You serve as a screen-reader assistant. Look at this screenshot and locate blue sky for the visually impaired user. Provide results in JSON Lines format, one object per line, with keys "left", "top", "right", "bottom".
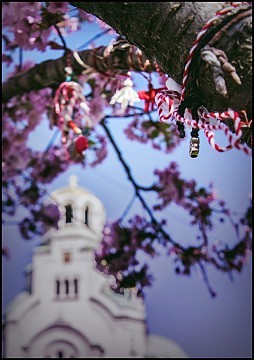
{"left": 2, "top": 10, "right": 252, "bottom": 358}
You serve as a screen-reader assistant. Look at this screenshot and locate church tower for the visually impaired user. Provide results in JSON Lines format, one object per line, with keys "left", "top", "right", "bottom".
{"left": 3, "top": 176, "right": 188, "bottom": 358}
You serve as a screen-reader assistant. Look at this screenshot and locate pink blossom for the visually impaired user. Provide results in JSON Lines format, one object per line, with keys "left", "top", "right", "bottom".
{"left": 95, "top": 18, "right": 117, "bottom": 34}
{"left": 77, "top": 9, "right": 95, "bottom": 23}
{"left": 88, "top": 91, "right": 109, "bottom": 127}
{"left": 56, "top": 15, "right": 80, "bottom": 35}
{"left": 47, "top": 2, "right": 70, "bottom": 14}
{"left": 30, "top": 146, "right": 70, "bottom": 183}
{"left": 2, "top": 2, "right": 42, "bottom": 27}
{"left": 89, "top": 134, "right": 108, "bottom": 167}
{"left": 2, "top": 2, "right": 50, "bottom": 52}
{"left": 18, "top": 203, "right": 59, "bottom": 240}
{"left": 40, "top": 203, "right": 60, "bottom": 229}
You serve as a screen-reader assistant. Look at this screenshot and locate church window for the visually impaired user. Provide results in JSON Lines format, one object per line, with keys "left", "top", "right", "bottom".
{"left": 65, "top": 204, "right": 73, "bottom": 223}
{"left": 84, "top": 206, "right": 89, "bottom": 226}
{"left": 65, "top": 279, "right": 69, "bottom": 295}
{"left": 63, "top": 251, "right": 71, "bottom": 263}
{"left": 55, "top": 278, "right": 79, "bottom": 300}
{"left": 56, "top": 280, "right": 60, "bottom": 296}
{"left": 74, "top": 278, "right": 78, "bottom": 296}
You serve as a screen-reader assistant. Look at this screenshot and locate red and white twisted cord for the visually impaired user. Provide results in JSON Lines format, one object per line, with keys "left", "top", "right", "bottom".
{"left": 156, "top": 89, "right": 252, "bottom": 155}
{"left": 53, "top": 81, "right": 91, "bottom": 133}
{"left": 155, "top": 2, "right": 252, "bottom": 156}
{"left": 181, "top": 2, "right": 250, "bottom": 100}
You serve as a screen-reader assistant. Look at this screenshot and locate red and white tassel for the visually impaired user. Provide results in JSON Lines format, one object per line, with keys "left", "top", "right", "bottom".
{"left": 155, "top": 2, "right": 252, "bottom": 156}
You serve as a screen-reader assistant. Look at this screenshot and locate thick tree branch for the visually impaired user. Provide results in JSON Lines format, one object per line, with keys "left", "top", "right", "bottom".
{"left": 2, "top": 42, "right": 156, "bottom": 103}
{"left": 70, "top": 2, "right": 252, "bottom": 115}
{"left": 3, "top": 3, "right": 252, "bottom": 116}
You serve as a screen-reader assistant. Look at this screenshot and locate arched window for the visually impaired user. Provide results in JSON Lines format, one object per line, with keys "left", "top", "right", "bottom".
{"left": 84, "top": 206, "right": 89, "bottom": 226}
{"left": 74, "top": 278, "right": 78, "bottom": 296}
{"left": 65, "top": 204, "right": 73, "bottom": 223}
{"left": 56, "top": 280, "right": 60, "bottom": 296}
{"left": 65, "top": 279, "right": 69, "bottom": 295}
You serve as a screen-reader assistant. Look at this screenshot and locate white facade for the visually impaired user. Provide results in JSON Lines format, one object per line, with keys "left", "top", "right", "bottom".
{"left": 3, "top": 176, "right": 188, "bottom": 358}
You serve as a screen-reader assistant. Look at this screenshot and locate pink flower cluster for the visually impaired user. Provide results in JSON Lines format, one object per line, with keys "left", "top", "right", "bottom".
{"left": 3, "top": 2, "right": 50, "bottom": 52}
{"left": 89, "top": 133, "right": 108, "bottom": 168}
{"left": 2, "top": 2, "right": 89, "bottom": 55}
{"left": 2, "top": 85, "right": 52, "bottom": 181}
{"left": 19, "top": 203, "right": 60, "bottom": 240}
{"left": 30, "top": 146, "right": 70, "bottom": 183}
{"left": 95, "top": 216, "right": 167, "bottom": 295}
{"left": 152, "top": 162, "right": 236, "bottom": 246}
{"left": 153, "top": 162, "right": 196, "bottom": 209}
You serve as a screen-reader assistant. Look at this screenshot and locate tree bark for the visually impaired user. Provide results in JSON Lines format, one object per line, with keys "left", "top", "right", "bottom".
{"left": 70, "top": 2, "right": 252, "bottom": 116}
{"left": 2, "top": 43, "right": 155, "bottom": 103}
{"left": 2, "top": 2, "right": 252, "bottom": 117}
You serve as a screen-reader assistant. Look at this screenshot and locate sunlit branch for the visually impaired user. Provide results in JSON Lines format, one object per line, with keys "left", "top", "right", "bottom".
{"left": 3, "top": 43, "right": 156, "bottom": 103}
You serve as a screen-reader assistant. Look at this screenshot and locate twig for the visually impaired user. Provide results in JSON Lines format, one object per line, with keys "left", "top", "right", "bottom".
{"left": 119, "top": 194, "right": 136, "bottom": 223}
{"left": 77, "top": 29, "right": 112, "bottom": 50}
{"left": 101, "top": 119, "right": 180, "bottom": 247}
{"left": 54, "top": 24, "right": 68, "bottom": 52}
{"left": 199, "top": 262, "right": 217, "bottom": 297}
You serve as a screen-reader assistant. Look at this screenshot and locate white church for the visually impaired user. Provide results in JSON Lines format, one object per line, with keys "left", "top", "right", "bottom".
{"left": 2, "top": 176, "right": 188, "bottom": 358}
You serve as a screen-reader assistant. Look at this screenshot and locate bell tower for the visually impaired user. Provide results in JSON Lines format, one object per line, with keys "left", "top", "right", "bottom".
{"left": 49, "top": 174, "right": 106, "bottom": 249}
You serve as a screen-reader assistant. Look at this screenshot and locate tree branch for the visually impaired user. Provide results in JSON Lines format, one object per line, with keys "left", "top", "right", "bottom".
{"left": 70, "top": 2, "right": 252, "bottom": 115}
{"left": 101, "top": 118, "right": 180, "bottom": 247}
{"left": 54, "top": 24, "right": 69, "bottom": 52}
{"left": 2, "top": 42, "right": 156, "bottom": 103}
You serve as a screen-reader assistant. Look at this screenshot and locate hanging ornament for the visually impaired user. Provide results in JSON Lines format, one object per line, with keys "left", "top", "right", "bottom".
{"left": 74, "top": 135, "right": 89, "bottom": 155}
{"left": 138, "top": 83, "right": 165, "bottom": 113}
{"left": 51, "top": 80, "right": 90, "bottom": 142}
{"left": 189, "top": 129, "right": 200, "bottom": 158}
{"left": 67, "top": 120, "right": 82, "bottom": 135}
{"left": 50, "top": 58, "right": 91, "bottom": 150}
{"left": 155, "top": 2, "right": 252, "bottom": 157}
{"left": 110, "top": 72, "right": 140, "bottom": 111}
